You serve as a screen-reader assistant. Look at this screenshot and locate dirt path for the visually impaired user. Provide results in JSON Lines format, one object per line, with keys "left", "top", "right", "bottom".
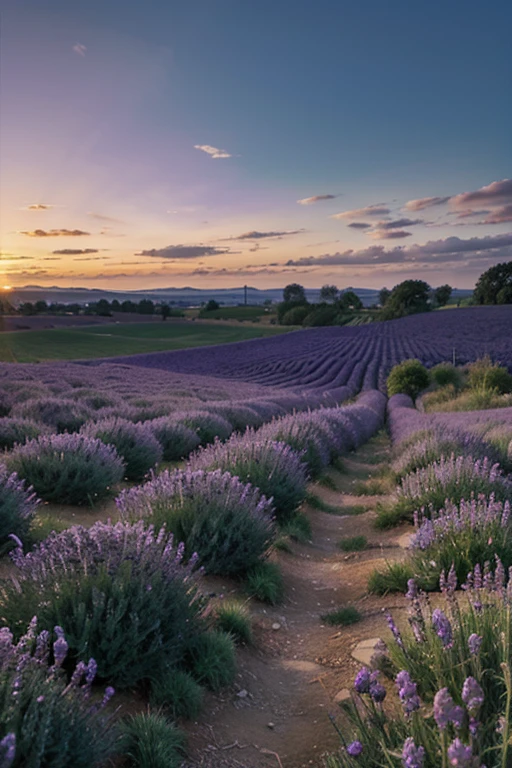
{"left": 182, "top": 435, "right": 412, "bottom": 768}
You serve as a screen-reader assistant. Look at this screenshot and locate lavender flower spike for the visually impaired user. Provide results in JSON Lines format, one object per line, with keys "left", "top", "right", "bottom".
{"left": 354, "top": 667, "right": 371, "bottom": 694}
{"left": 0, "top": 733, "right": 15, "bottom": 768}
{"left": 432, "top": 609, "right": 453, "bottom": 648}
{"left": 468, "top": 634, "right": 483, "bottom": 657}
{"left": 346, "top": 741, "right": 363, "bottom": 757}
{"left": 447, "top": 738, "right": 474, "bottom": 768}
{"left": 433, "top": 688, "right": 465, "bottom": 730}
{"left": 401, "top": 737, "right": 425, "bottom": 768}
{"left": 461, "top": 677, "right": 484, "bottom": 715}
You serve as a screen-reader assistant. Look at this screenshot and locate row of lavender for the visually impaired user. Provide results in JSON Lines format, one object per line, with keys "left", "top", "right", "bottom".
{"left": 0, "top": 392, "right": 386, "bottom": 767}
{"left": 92, "top": 305, "right": 512, "bottom": 393}
{"left": 327, "top": 395, "right": 512, "bottom": 766}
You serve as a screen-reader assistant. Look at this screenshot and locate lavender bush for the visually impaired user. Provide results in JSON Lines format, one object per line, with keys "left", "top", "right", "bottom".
{"left": 12, "top": 397, "right": 93, "bottom": 433}
{"left": 257, "top": 415, "right": 331, "bottom": 478}
{"left": 409, "top": 496, "right": 512, "bottom": 588}
{"left": 116, "top": 468, "right": 275, "bottom": 576}
{"left": 0, "top": 620, "right": 118, "bottom": 767}
{"left": 1, "top": 521, "right": 203, "bottom": 688}
{"left": 82, "top": 417, "right": 162, "bottom": 481}
{"left": 149, "top": 417, "right": 201, "bottom": 461}
{"left": 390, "top": 454, "right": 511, "bottom": 525}
{"left": 177, "top": 411, "right": 233, "bottom": 445}
{"left": 0, "top": 418, "right": 48, "bottom": 451}
{"left": 0, "top": 466, "right": 38, "bottom": 550}
{"left": 5, "top": 433, "right": 125, "bottom": 505}
{"left": 188, "top": 435, "right": 308, "bottom": 523}
{"left": 207, "top": 404, "right": 265, "bottom": 431}
{"left": 327, "top": 569, "right": 512, "bottom": 767}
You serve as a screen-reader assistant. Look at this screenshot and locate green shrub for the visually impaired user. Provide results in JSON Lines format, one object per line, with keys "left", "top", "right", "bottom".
{"left": 281, "top": 304, "right": 311, "bottom": 325}
{"left": 121, "top": 713, "right": 185, "bottom": 768}
{"left": 338, "top": 535, "right": 368, "bottom": 552}
{"left": 430, "top": 362, "right": 463, "bottom": 389}
{"left": 82, "top": 417, "right": 163, "bottom": 481}
{"left": 467, "top": 356, "right": 512, "bottom": 394}
{"left": 320, "top": 607, "right": 361, "bottom": 626}
{"left": 187, "top": 631, "right": 236, "bottom": 691}
{"left": 302, "top": 305, "right": 340, "bottom": 327}
{"left": 279, "top": 511, "right": 312, "bottom": 541}
{"left": 149, "top": 670, "right": 203, "bottom": 720}
{"left": 215, "top": 601, "right": 253, "bottom": 645}
{"left": 5, "top": 433, "right": 125, "bottom": 506}
{"left": 245, "top": 561, "right": 284, "bottom": 604}
{"left": 386, "top": 359, "right": 430, "bottom": 400}
{"left": 116, "top": 469, "right": 275, "bottom": 578}
{"left": 367, "top": 561, "right": 415, "bottom": 594}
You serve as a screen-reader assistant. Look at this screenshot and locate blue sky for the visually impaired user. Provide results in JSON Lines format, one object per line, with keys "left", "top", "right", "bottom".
{"left": 1, "top": 0, "right": 511, "bottom": 290}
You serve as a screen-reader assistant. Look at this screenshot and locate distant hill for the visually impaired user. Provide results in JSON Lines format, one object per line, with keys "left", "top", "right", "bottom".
{"left": 7, "top": 285, "right": 473, "bottom": 308}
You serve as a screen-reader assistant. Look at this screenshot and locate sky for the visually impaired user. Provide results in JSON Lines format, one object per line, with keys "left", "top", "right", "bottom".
{"left": 1, "top": 0, "right": 511, "bottom": 292}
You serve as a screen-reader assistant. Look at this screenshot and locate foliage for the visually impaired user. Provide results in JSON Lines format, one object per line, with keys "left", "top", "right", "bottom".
{"left": 474, "top": 260, "right": 512, "bottom": 304}
{"left": 434, "top": 284, "right": 453, "bottom": 306}
{"left": 12, "top": 397, "right": 92, "bottom": 433}
{"left": 282, "top": 283, "right": 307, "bottom": 304}
{"left": 429, "top": 362, "right": 463, "bottom": 389}
{"left": 82, "top": 417, "right": 163, "bottom": 481}
{"left": 320, "top": 607, "right": 361, "bottom": 626}
{"left": 467, "top": 356, "right": 512, "bottom": 394}
{"left": 178, "top": 411, "right": 233, "bottom": 445}
{"left": 116, "top": 468, "right": 275, "bottom": 577}
{"left": 1, "top": 521, "right": 203, "bottom": 688}
{"left": 380, "top": 279, "right": 431, "bottom": 320}
{"left": 204, "top": 299, "right": 220, "bottom": 311}
{"left": 186, "top": 631, "right": 236, "bottom": 691}
{"left": 392, "top": 428, "right": 498, "bottom": 479}
{"left": 0, "top": 418, "right": 48, "bottom": 451}
{"left": 367, "top": 561, "right": 415, "bottom": 594}
{"left": 148, "top": 417, "right": 201, "bottom": 461}
{"left": 338, "top": 290, "right": 363, "bottom": 311}
{"left": 258, "top": 415, "right": 331, "bottom": 477}
{"left": 319, "top": 284, "right": 339, "bottom": 303}
{"left": 279, "top": 304, "right": 311, "bottom": 325}
{"left": 379, "top": 287, "right": 391, "bottom": 307}
{"left": 214, "top": 600, "right": 253, "bottom": 645}
{"left": 0, "top": 466, "right": 38, "bottom": 552}
{"left": 387, "top": 359, "right": 430, "bottom": 400}
{"left": 338, "top": 535, "right": 368, "bottom": 552}
{"left": 149, "top": 670, "right": 203, "bottom": 720}
{"left": 245, "top": 561, "right": 284, "bottom": 604}
{"left": 0, "top": 621, "right": 118, "bottom": 768}
{"left": 5, "top": 433, "right": 125, "bottom": 505}
{"left": 188, "top": 435, "right": 308, "bottom": 523}
{"left": 121, "top": 712, "right": 185, "bottom": 768}
{"left": 302, "top": 304, "right": 340, "bottom": 327}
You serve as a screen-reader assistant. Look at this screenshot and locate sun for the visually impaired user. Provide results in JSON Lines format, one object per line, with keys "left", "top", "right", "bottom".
{"left": 2, "top": 285, "right": 12, "bottom": 290}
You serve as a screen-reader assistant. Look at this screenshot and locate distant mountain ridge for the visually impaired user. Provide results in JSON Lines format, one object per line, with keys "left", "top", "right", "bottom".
{"left": 6, "top": 285, "right": 473, "bottom": 308}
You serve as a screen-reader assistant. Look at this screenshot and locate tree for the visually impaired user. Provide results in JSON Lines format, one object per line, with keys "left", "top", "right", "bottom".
{"left": 387, "top": 360, "right": 431, "bottom": 400}
{"left": 95, "top": 299, "right": 111, "bottom": 316}
{"left": 121, "top": 300, "right": 137, "bottom": 313}
{"left": 111, "top": 299, "right": 121, "bottom": 312}
{"left": 137, "top": 299, "right": 154, "bottom": 315}
{"left": 204, "top": 300, "right": 220, "bottom": 312}
{"left": 381, "top": 280, "right": 431, "bottom": 320}
{"left": 34, "top": 300, "right": 48, "bottom": 313}
{"left": 282, "top": 283, "right": 306, "bottom": 304}
{"left": 319, "top": 284, "right": 338, "bottom": 303}
{"left": 338, "top": 290, "right": 363, "bottom": 312}
{"left": 161, "top": 304, "right": 171, "bottom": 321}
{"left": 434, "top": 284, "right": 452, "bottom": 307}
{"left": 379, "top": 288, "right": 391, "bottom": 307}
{"left": 474, "top": 262, "right": 512, "bottom": 305}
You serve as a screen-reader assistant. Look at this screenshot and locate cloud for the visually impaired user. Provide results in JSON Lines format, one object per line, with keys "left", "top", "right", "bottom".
{"left": 87, "top": 212, "right": 124, "bottom": 223}
{"left": 375, "top": 218, "right": 423, "bottom": 230}
{"left": 51, "top": 248, "right": 99, "bottom": 255}
{"left": 73, "top": 43, "right": 87, "bottom": 56}
{"left": 483, "top": 204, "right": 512, "bottom": 224}
{"left": 370, "top": 229, "right": 412, "bottom": 240}
{"left": 19, "top": 229, "right": 90, "bottom": 237}
{"left": 450, "top": 209, "right": 491, "bottom": 220}
{"left": 283, "top": 233, "right": 512, "bottom": 267}
{"left": 225, "top": 229, "right": 305, "bottom": 241}
{"left": 404, "top": 196, "right": 450, "bottom": 211}
{"left": 25, "top": 204, "right": 54, "bottom": 210}
{"left": 0, "top": 255, "right": 34, "bottom": 260}
{"left": 331, "top": 205, "right": 391, "bottom": 220}
{"left": 297, "top": 194, "right": 337, "bottom": 205}
{"left": 194, "top": 144, "right": 232, "bottom": 159}
{"left": 451, "top": 179, "right": 512, "bottom": 209}
{"left": 136, "top": 244, "right": 231, "bottom": 260}
{"left": 348, "top": 222, "right": 372, "bottom": 230}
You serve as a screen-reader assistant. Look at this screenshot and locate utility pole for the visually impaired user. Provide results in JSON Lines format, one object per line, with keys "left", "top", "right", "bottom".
{"left": 244, "top": 285, "right": 247, "bottom": 306}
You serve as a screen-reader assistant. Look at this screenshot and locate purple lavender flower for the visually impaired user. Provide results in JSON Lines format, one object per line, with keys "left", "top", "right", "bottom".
{"left": 346, "top": 740, "right": 363, "bottom": 757}
{"left": 52, "top": 636, "right": 68, "bottom": 668}
{"left": 447, "top": 738, "right": 474, "bottom": 767}
{"left": 395, "top": 670, "right": 421, "bottom": 714}
{"left": 386, "top": 612, "right": 405, "bottom": 648}
{"left": 434, "top": 688, "right": 465, "bottom": 730}
{"left": 401, "top": 737, "right": 425, "bottom": 768}
{"left": 369, "top": 672, "right": 387, "bottom": 703}
{"left": 405, "top": 579, "right": 418, "bottom": 600}
{"left": 432, "top": 609, "right": 453, "bottom": 648}
{"left": 0, "top": 733, "right": 15, "bottom": 767}
{"left": 354, "top": 667, "right": 371, "bottom": 694}
{"left": 468, "top": 634, "right": 483, "bottom": 656}
{"left": 461, "top": 677, "right": 484, "bottom": 715}
{"left": 101, "top": 686, "right": 115, "bottom": 708}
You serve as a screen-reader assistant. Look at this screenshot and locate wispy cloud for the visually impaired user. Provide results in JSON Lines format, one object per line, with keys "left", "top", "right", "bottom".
{"left": 370, "top": 229, "right": 412, "bottom": 240}
{"left": 194, "top": 144, "right": 232, "bottom": 159}
{"left": 19, "top": 229, "right": 90, "bottom": 237}
{"left": 451, "top": 179, "right": 512, "bottom": 209}
{"left": 374, "top": 218, "right": 423, "bottom": 230}
{"left": 331, "top": 204, "right": 391, "bottom": 220}
{"left": 284, "top": 233, "right": 512, "bottom": 267}
{"left": 297, "top": 194, "right": 337, "bottom": 205}
{"left": 223, "top": 229, "right": 305, "bottom": 241}
{"left": 483, "top": 205, "right": 512, "bottom": 224}
{"left": 72, "top": 43, "right": 87, "bottom": 56}
{"left": 52, "top": 248, "right": 100, "bottom": 255}
{"left": 25, "top": 204, "right": 54, "bottom": 211}
{"left": 450, "top": 209, "right": 491, "bottom": 220}
{"left": 348, "top": 222, "right": 372, "bottom": 230}
{"left": 136, "top": 244, "right": 231, "bottom": 259}
{"left": 404, "top": 196, "right": 450, "bottom": 211}
{"left": 87, "top": 212, "right": 125, "bottom": 223}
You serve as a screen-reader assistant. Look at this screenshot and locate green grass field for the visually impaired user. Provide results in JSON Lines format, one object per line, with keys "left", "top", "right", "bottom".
{"left": 197, "top": 306, "right": 274, "bottom": 321}
{"left": 0, "top": 321, "right": 292, "bottom": 363}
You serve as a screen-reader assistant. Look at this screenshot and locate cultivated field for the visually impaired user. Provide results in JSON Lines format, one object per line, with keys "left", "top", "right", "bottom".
{"left": 0, "top": 305, "right": 512, "bottom": 767}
